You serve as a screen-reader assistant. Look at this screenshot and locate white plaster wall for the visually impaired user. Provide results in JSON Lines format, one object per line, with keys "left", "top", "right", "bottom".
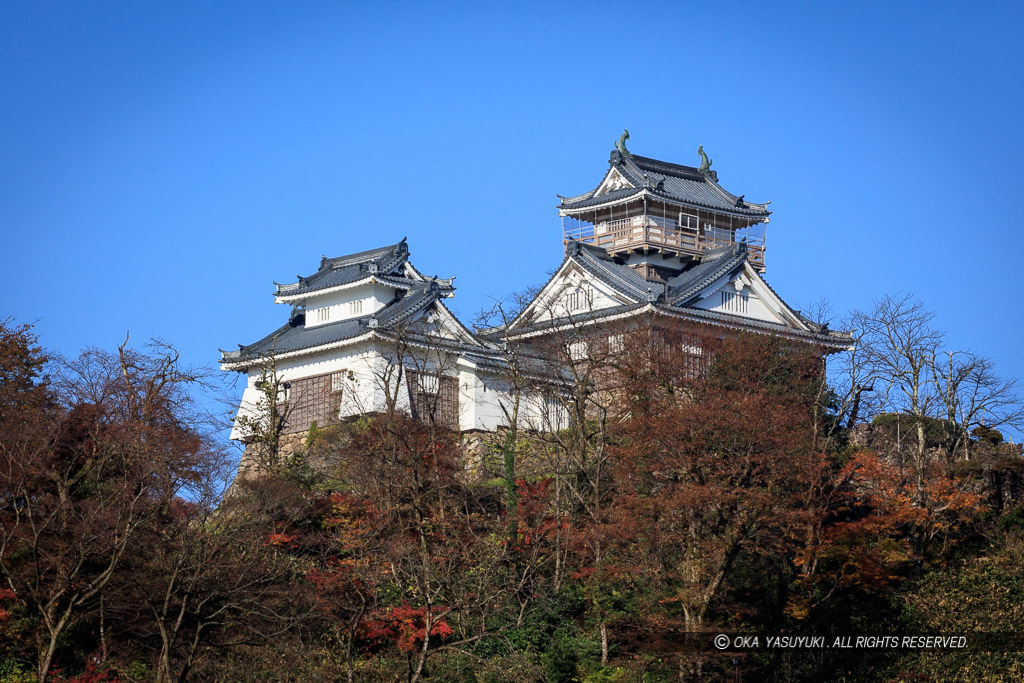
{"left": 458, "top": 367, "right": 478, "bottom": 432}
{"left": 693, "top": 285, "right": 773, "bottom": 322}
{"left": 465, "top": 372, "right": 568, "bottom": 432}
{"left": 229, "top": 378, "right": 265, "bottom": 441}
{"left": 229, "top": 337, "right": 570, "bottom": 441}
{"left": 529, "top": 266, "right": 630, "bottom": 325}
{"left": 473, "top": 374, "right": 513, "bottom": 432}
{"left": 304, "top": 282, "right": 397, "bottom": 328}
{"left": 228, "top": 342, "right": 381, "bottom": 440}
{"left": 692, "top": 271, "right": 787, "bottom": 325}
{"left": 367, "top": 346, "right": 463, "bottom": 419}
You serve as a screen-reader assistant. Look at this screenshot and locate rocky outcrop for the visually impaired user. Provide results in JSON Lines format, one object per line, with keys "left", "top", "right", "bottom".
{"left": 848, "top": 416, "right": 1024, "bottom": 510}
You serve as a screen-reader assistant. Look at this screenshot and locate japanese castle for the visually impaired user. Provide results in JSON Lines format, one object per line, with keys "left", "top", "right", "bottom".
{"left": 221, "top": 135, "right": 850, "bottom": 440}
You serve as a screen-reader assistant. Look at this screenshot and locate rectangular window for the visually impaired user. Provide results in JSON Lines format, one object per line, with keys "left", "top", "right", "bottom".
{"left": 608, "top": 333, "right": 624, "bottom": 353}
{"left": 418, "top": 372, "right": 440, "bottom": 395}
{"left": 330, "top": 371, "right": 346, "bottom": 393}
{"left": 406, "top": 370, "right": 458, "bottom": 429}
{"left": 317, "top": 307, "right": 331, "bottom": 322}
{"left": 545, "top": 396, "right": 565, "bottom": 428}
{"left": 283, "top": 373, "right": 342, "bottom": 434}
{"left": 566, "top": 287, "right": 591, "bottom": 312}
{"left": 681, "top": 342, "right": 703, "bottom": 356}
{"left": 679, "top": 212, "right": 699, "bottom": 230}
{"left": 568, "top": 340, "right": 588, "bottom": 361}
{"left": 720, "top": 290, "right": 749, "bottom": 314}
{"left": 679, "top": 336, "right": 707, "bottom": 380}
{"left": 349, "top": 299, "right": 364, "bottom": 315}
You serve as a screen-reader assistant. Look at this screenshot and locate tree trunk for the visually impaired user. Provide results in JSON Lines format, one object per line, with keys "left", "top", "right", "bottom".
{"left": 409, "top": 612, "right": 431, "bottom": 683}
{"left": 99, "top": 592, "right": 108, "bottom": 662}
{"left": 600, "top": 621, "right": 609, "bottom": 665}
{"left": 156, "top": 623, "right": 173, "bottom": 683}
{"left": 37, "top": 636, "right": 59, "bottom": 683}
{"left": 37, "top": 606, "right": 73, "bottom": 683}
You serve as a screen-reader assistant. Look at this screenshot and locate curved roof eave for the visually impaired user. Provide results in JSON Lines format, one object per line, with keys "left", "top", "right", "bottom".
{"left": 560, "top": 187, "right": 770, "bottom": 220}
{"left": 653, "top": 305, "right": 853, "bottom": 350}
{"left": 220, "top": 331, "right": 377, "bottom": 371}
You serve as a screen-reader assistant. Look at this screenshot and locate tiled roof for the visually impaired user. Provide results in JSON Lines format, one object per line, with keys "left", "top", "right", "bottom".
{"left": 557, "top": 187, "right": 641, "bottom": 210}
{"left": 567, "top": 240, "right": 656, "bottom": 301}
{"left": 275, "top": 239, "right": 410, "bottom": 298}
{"left": 505, "top": 302, "right": 650, "bottom": 338}
{"left": 221, "top": 281, "right": 446, "bottom": 365}
{"left": 559, "top": 150, "right": 770, "bottom": 218}
{"left": 665, "top": 244, "right": 748, "bottom": 305}
{"left": 655, "top": 305, "right": 853, "bottom": 347}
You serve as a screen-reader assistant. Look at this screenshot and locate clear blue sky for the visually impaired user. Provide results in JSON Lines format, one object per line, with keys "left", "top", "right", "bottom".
{"left": 3, "top": 2, "right": 1023, "bottom": 437}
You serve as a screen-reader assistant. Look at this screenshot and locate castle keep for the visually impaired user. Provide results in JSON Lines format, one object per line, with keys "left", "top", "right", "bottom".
{"left": 221, "top": 138, "right": 850, "bottom": 442}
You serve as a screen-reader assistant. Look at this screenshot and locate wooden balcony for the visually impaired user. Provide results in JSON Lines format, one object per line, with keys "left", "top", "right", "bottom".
{"left": 564, "top": 215, "right": 765, "bottom": 270}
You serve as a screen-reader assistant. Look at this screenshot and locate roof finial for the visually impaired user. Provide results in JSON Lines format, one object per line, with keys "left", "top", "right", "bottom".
{"left": 615, "top": 129, "right": 631, "bottom": 158}
{"left": 697, "top": 145, "right": 712, "bottom": 173}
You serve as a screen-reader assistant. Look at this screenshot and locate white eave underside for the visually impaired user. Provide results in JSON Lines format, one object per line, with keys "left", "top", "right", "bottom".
{"left": 559, "top": 188, "right": 770, "bottom": 221}
{"left": 275, "top": 275, "right": 398, "bottom": 303}
{"left": 505, "top": 303, "right": 850, "bottom": 349}
{"left": 220, "top": 331, "right": 375, "bottom": 370}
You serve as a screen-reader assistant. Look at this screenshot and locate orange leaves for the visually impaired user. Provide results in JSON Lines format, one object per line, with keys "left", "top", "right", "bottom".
{"left": 265, "top": 520, "right": 301, "bottom": 548}
{"left": 360, "top": 604, "right": 454, "bottom": 652}
{"left": 265, "top": 531, "right": 300, "bottom": 547}
{"left": 319, "top": 491, "right": 379, "bottom": 533}
{"left": 846, "top": 450, "right": 983, "bottom": 547}
{"left": 792, "top": 447, "right": 988, "bottom": 623}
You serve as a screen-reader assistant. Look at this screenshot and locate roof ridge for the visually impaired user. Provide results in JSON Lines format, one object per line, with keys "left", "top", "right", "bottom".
{"left": 628, "top": 153, "right": 706, "bottom": 179}
{"left": 668, "top": 250, "right": 747, "bottom": 305}
{"left": 572, "top": 243, "right": 651, "bottom": 300}
{"left": 323, "top": 238, "right": 408, "bottom": 269}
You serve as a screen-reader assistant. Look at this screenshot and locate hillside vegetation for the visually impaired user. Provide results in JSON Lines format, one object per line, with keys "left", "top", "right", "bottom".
{"left": 1, "top": 301, "right": 1022, "bottom": 682}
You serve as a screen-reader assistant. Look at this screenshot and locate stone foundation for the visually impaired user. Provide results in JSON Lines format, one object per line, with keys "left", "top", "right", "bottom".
{"left": 228, "top": 426, "right": 506, "bottom": 493}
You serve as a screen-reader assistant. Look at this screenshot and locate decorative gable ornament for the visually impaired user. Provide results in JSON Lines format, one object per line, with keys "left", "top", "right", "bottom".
{"left": 595, "top": 167, "right": 632, "bottom": 196}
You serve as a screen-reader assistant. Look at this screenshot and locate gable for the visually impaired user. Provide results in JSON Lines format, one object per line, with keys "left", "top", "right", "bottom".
{"left": 512, "top": 259, "right": 637, "bottom": 329}
{"left": 427, "top": 301, "right": 482, "bottom": 345}
{"left": 688, "top": 263, "right": 808, "bottom": 330}
{"left": 594, "top": 166, "right": 634, "bottom": 196}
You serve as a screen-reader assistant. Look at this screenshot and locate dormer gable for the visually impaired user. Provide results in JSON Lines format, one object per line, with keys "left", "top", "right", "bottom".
{"left": 688, "top": 263, "right": 809, "bottom": 330}
{"left": 594, "top": 166, "right": 634, "bottom": 196}
{"left": 508, "top": 246, "right": 644, "bottom": 331}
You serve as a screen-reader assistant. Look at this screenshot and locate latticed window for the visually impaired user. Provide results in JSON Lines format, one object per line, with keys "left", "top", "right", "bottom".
{"left": 282, "top": 372, "right": 343, "bottom": 433}
{"left": 544, "top": 395, "right": 565, "bottom": 428}
{"left": 317, "top": 306, "right": 332, "bottom": 322}
{"left": 568, "top": 340, "right": 588, "bottom": 362}
{"left": 331, "top": 371, "right": 347, "bottom": 392}
{"left": 680, "top": 337, "right": 707, "bottom": 380}
{"left": 406, "top": 369, "right": 459, "bottom": 429}
{"left": 566, "top": 286, "right": 591, "bottom": 312}
{"left": 349, "top": 299, "right": 363, "bottom": 315}
{"left": 418, "top": 372, "right": 440, "bottom": 395}
{"left": 608, "top": 333, "right": 624, "bottom": 354}
{"left": 720, "top": 290, "right": 749, "bottom": 314}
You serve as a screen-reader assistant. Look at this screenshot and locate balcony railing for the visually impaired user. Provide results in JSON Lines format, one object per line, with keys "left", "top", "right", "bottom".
{"left": 563, "top": 215, "right": 765, "bottom": 269}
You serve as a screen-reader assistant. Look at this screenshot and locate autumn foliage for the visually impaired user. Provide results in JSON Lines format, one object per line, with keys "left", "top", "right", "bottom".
{"left": 0, "top": 319, "right": 1019, "bottom": 682}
